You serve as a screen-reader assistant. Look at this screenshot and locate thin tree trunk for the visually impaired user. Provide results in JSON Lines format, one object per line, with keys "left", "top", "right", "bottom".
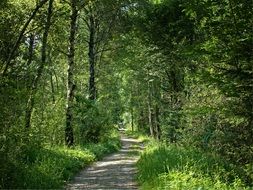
{"left": 27, "top": 34, "right": 35, "bottom": 66}
{"left": 50, "top": 73, "right": 55, "bottom": 103}
{"left": 65, "top": 0, "right": 78, "bottom": 147}
{"left": 153, "top": 81, "right": 161, "bottom": 140}
{"left": 85, "top": 4, "right": 120, "bottom": 101}
{"left": 48, "top": 49, "right": 55, "bottom": 103}
{"left": 131, "top": 108, "right": 134, "bottom": 132}
{"left": 155, "top": 105, "right": 161, "bottom": 140}
{"left": 88, "top": 12, "right": 96, "bottom": 101}
{"left": 25, "top": 34, "right": 35, "bottom": 88}
{"left": 148, "top": 81, "right": 155, "bottom": 138}
{"left": 25, "top": 0, "right": 53, "bottom": 129}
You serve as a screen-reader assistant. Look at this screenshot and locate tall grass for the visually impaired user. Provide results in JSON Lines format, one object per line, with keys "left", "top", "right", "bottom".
{"left": 137, "top": 142, "right": 251, "bottom": 189}
{"left": 1, "top": 133, "right": 121, "bottom": 189}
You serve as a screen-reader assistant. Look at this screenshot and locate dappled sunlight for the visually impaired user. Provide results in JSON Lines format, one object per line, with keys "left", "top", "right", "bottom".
{"left": 66, "top": 135, "right": 142, "bottom": 190}
{"left": 1, "top": 0, "right": 251, "bottom": 188}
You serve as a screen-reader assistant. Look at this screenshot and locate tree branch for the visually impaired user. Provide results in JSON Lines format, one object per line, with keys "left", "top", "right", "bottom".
{"left": 2, "top": 0, "right": 49, "bottom": 76}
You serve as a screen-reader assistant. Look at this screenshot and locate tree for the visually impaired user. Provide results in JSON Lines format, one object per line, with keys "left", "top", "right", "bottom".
{"left": 81, "top": 0, "right": 126, "bottom": 100}
{"left": 127, "top": 0, "right": 193, "bottom": 141}
{"left": 25, "top": 0, "right": 54, "bottom": 129}
{"left": 1, "top": 0, "right": 49, "bottom": 76}
{"left": 183, "top": 0, "right": 253, "bottom": 163}
{"left": 65, "top": 0, "right": 78, "bottom": 147}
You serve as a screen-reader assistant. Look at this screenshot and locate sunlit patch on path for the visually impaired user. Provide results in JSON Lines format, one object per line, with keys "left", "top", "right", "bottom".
{"left": 66, "top": 134, "right": 143, "bottom": 190}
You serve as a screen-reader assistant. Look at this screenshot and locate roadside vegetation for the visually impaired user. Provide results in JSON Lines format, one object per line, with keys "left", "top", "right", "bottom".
{"left": 137, "top": 141, "right": 252, "bottom": 189}
{"left": 1, "top": 132, "right": 120, "bottom": 189}
{"left": 1, "top": 0, "right": 252, "bottom": 189}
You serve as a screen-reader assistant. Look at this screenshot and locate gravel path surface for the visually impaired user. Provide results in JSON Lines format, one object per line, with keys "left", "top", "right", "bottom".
{"left": 66, "top": 134, "right": 143, "bottom": 190}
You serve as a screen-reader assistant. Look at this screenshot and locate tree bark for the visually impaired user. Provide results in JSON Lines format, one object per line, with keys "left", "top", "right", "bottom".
{"left": 88, "top": 12, "right": 96, "bottom": 101}
{"left": 25, "top": 34, "right": 35, "bottom": 88}
{"left": 148, "top": 81, "right": 155, "bottom": 138}
{"left": 65, "top": 0, "right": 78, "bottom": 147}
{"left": 131, "top": 107, "right": 134, "bottom": 132}
{"left": 25, "top": 0, "right": 53, "bottom": 129}
{"left": 85, "top": 3, "right": 120, "bottom": 101}
{"left": 155, "top": 105, "right": 161, "bottom": 140}
{"left": 50, "top": 72, "right": 56, "bottom": 103}
{"left": 27, "top": 34, "right": 35, "bottom": 66}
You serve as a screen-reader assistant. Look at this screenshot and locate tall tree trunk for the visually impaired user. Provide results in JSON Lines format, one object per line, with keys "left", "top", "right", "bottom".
{"left": 88, "top": 13, "right": 96, "bottom": 101}
{"left": 131, "top": 107, "right": 134, "bottom": 132}
{"left": 148, "top": 81, "right": 155, "bottom": 138}
{"left": 27, "top": 34, "right": 35, "bottom": 66}
{"left": 155, "top": 105, "right": 161, "bottom": 140}
{"left": 25, "top": 34, "right": 35, "bottom": 88}
{"left": 50, "top": 73, "right": 55, "bottom": 103}
{"left": 65, "top": 0, "right": 78, "bottom": 147}
{"left": 25, "top": 0, "right": 53, "bottom": 129}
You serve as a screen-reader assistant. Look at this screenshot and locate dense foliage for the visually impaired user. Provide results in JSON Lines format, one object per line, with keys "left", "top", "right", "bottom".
{"left": 0, "top": 0, "right": 252, "bottom": 188}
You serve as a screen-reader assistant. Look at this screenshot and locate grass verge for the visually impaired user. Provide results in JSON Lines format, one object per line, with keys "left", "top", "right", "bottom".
{"left": 137, "top": 142, "right": 252, "bottom": 189}
{"left": 1, "top": 132, "right": 121, "bottom": 189}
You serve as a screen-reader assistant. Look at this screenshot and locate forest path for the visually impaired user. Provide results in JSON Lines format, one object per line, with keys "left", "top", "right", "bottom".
{"left": 66, "top": 133, "right": 143, "bottom": 190}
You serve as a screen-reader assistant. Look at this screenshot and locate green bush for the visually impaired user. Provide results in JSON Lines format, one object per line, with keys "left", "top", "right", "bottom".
{"left": 86, "top": 135, "right": 121, "bottom": 160}
{"left": 75, "top": 96, "right": 116, "bottom": 143}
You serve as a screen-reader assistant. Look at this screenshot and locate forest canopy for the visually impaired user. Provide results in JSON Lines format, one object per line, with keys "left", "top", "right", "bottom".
{"left": 0, "top": 0, "right": 252, "bottom": 188}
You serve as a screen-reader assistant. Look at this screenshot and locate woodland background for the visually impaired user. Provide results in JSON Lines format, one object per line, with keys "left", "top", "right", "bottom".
{"left": 0, "top": 0, "right": 252, "bottom": 188}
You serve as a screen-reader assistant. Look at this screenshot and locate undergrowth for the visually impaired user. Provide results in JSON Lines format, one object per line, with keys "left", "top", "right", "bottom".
{"left": 137, "top": 142, "right": 252, "bottom": 190}
{"left": 0, "top": 132, "right": 121, "bottom": 189}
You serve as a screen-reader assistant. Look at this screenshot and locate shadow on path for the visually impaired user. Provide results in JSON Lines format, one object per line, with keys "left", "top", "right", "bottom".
{"left": 66, "top": 134, "right": 144, "bottom": 190}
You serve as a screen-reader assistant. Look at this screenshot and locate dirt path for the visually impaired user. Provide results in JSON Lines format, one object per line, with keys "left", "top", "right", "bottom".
{"left": 66, "top": 134, "right": 143, "bottom": 190}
